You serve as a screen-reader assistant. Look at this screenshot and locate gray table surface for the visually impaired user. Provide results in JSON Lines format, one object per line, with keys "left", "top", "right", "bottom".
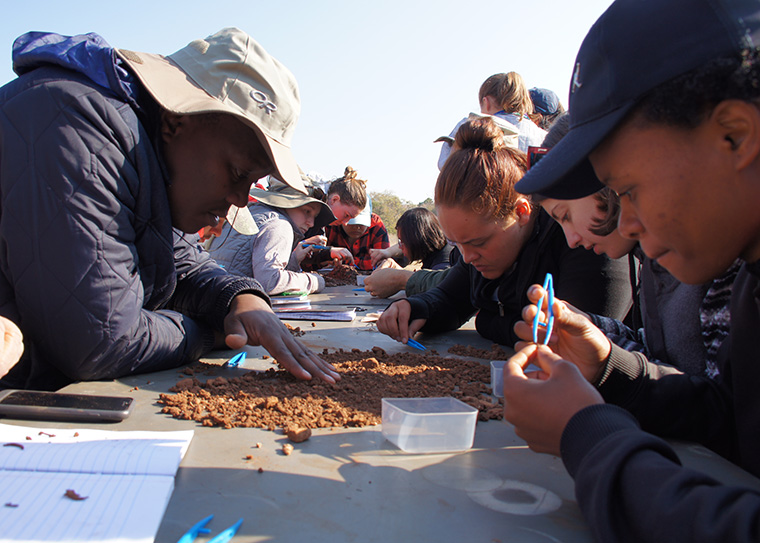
{"left": 10, "top": 285, "right": 760, "bottom": 542}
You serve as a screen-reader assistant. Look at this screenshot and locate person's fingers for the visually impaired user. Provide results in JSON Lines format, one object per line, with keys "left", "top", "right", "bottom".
{"left": 504, "top": 343, "right": 538, "bottom": 377}
{"left": 224, "top": 316, "right": 248, "bottom": 349}
{"left": 407, "top": 318, "right": 426, "bottom": 339}
{"left": 396, "top": 303, "right": 412, "bottom": 341}
{"left": 264, "top": 328, "right": 340, "bottom": 383}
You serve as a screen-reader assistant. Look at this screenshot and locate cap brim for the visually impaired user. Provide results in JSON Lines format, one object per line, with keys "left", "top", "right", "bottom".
{"left": 515, "top": 103, "right": 634, "bottom": 199}
{"left": 249, "top": 187, "right": 336, "bottom": 229}
{"left": 226, "top": 206, "right": 259, "bottom": 235}
{"left": 117, "top": 49, "right": 305, "bottom": 193}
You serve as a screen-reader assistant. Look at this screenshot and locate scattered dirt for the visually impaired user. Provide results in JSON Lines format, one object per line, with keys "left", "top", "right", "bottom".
{"left": 322, "top": 263, "right": 358, "bottom": 287}
{"left": 159, "top": 347, "right": 503, "bottom": 430}
{"left": 284, "top": 323, "right": 305, "bottom": 337}
{"left": 282, "top": 443, "right": 294, "bottom": 455}
{"left": 448, "top": 343, "right": 510, "bottom": 361}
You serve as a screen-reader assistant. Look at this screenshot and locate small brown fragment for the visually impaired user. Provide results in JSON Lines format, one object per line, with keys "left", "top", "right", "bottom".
{"left": 258, "top": 467, "right": 264, "bottom": 473}
{"left": 38, "top": 431, "right": 55, "bottom": 438}
{"left": 311, "top": 322, "right": 316, "bottom": 327}
{"left": 73, "top": 432, "right": 80, "bottom": 438}
{"left": 171, "top": 378, "right": 196, "bottom": 392}
{"left": 282, "top": 443, "right": 294, "bottom": 456}
{"left": 285, "top": 425, "right": 312, "bottom": 443}
{"left": 244, "top": 455, "right": 253, "bottom": 460}
{"left": 4, "top": 503, "right": 18, "bottom": 508}
{"left": 64, "top": 489, "right": 88, "bottom": 501}
{"left": 262, "top": 355, "right": 269, "bottom": 360}
{"left": 255, "top": 442, "right": 262, "bottom": 449}
{"left": 25, "top": 436, "right": 31, "bottom": 441}
{"left": 3, "top": 443, "right": 24, "bottom": 450}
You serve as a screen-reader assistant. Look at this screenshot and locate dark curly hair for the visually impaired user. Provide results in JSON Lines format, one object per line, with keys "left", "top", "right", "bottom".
{"left": 632, "top": 49, "right": 760, "bottom": 128}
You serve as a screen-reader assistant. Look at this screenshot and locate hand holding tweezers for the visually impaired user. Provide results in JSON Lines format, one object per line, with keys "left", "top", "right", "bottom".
{"left": 531, "top": 273, "right": 554, "bottom": 345}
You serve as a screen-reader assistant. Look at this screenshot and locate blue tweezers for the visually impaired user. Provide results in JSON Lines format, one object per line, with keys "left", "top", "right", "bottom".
{"left": 177, "top": 515, "right": 243, "bottom": 543}
{"left": 301, "top": 243, "right": 330, "bottom": 250}
{"left": 406, "top": 338, "right": 427, "bottom": 351}
{"left": 225, "top": 352, "right": 246, "bottom": 368}
{"left": 532, "top": 273, "right": 555, "bottom": 345}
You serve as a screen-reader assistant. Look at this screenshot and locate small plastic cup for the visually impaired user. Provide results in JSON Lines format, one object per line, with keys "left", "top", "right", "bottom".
{"left": 490, "top": 360, "right": 507, "bottom": 398}
{"left": 382, "top": 397, "right": 477, "bottom": 453}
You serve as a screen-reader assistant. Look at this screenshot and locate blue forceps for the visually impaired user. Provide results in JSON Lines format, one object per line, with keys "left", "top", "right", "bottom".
{"left": 177, "top": 515, "right": 243, "bottom": 543}
{"left": 406, "top": 338, "right": 427, "bottom": 351}
{"left": 532, "top": 273, "right": 555, "bottom": 345}
{"left": 225, "top": 352, "right": 246, "bottom": 368}
{"left": 301, "top": 243, "right": 330, "bottom": 250}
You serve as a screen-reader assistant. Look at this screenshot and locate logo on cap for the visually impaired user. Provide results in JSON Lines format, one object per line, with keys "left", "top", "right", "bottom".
{"left": 251, "top": 90, "right": 277, "bottom": 115}
{"left": 571, "top": 62, "right": 583, "bottom": 94}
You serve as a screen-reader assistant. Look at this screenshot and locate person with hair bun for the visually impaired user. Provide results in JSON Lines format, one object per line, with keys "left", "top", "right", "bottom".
{"left": 301, "top": 166, "right": 369, "bottom": 269}
{"left": 437, "top": 72, "right": 547, "bottom": 170}
{"left": 377, "top": 117, "right": 631, "bottom": 347}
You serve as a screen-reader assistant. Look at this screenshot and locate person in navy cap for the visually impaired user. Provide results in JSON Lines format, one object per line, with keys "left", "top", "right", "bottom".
{"left": 502, "top": 0, "right": 760, "bottom": 541}
{"left": 529, "top": 87, "right": 565, "bottom": 130}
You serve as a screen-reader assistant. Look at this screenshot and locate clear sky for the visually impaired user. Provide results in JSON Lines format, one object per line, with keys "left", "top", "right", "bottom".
{"left": 0, "top": 0, "right": 614, "bottom": 204}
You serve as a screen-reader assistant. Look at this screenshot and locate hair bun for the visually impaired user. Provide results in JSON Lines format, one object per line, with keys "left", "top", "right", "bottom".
{"left": 454, "top": 117, "right": 504, "bottom": 152}
{"left": 342, "top": 166, "right": 366, "bottom": 187}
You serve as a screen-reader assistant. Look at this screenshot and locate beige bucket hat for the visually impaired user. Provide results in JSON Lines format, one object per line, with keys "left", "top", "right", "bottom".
{"left": 116, "top": 27, "right": 304, "bottom": 196}
{"left": 250, "top": 180, "right": 335, "bottom": 230}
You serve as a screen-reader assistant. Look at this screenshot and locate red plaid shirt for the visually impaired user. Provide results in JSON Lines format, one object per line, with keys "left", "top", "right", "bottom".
{"left": 325, "top": 213, "right": 389, "bottom": 271}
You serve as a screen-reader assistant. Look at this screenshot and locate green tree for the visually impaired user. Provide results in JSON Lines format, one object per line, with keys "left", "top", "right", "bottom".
{"left": 370, "top": 190, "right": 415, "bottom": 236}
{"left": 418, "top": 197, "right": 435, "bottom": 212}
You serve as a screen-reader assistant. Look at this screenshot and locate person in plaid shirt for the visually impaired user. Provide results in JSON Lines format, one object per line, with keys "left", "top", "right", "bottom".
{"left": 325, "top": 198, "right": 391, "bottom": 271}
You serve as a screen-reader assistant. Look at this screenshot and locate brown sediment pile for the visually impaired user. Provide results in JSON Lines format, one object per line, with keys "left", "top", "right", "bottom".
{"left": 448, "top": 343, "right": 510, "bottom": 361}
{"left": 322, "top": 263, "right": 358, "bottom": 287}
{"left": 159, "top": 347, "right": 503, "bottom": 430}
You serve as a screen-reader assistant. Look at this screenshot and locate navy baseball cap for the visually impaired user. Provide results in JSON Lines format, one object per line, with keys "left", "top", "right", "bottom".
{"left": 529, "top": 87, "right": 561, "bottom": 115}
{"left": 515, "top": 0, "right": 760, "bottom": 200}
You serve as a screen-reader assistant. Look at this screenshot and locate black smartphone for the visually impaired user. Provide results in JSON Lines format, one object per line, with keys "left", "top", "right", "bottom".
{"left": 0, "top": 390, "right": 134, "bottom": 422}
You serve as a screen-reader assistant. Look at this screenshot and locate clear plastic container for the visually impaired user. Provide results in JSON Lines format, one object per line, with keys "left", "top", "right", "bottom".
{"left": 490, "top": 360, "right": 507, "bottom": 398}
{"left": 381, "top": 397, "right": 478, "bottom": 453}
{"left": 491, "top": 360, "right": 540, "bottom": 398}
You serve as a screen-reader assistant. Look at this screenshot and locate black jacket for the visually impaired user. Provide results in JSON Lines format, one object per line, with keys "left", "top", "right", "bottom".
{"left": 405, "top": 210, "right": 632, "bottom": 345}
{"left": 561, "top": 259, "right": 760, "bottom": 542}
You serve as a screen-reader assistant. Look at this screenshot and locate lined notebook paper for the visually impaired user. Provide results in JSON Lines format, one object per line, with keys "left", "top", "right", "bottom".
{"left": 0, "top": 423, "right": 193, "bottom": 543}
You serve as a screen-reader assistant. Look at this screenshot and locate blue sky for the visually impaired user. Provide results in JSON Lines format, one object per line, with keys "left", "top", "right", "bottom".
{"left": 0, "top": 0, "right": 614, "bottom": 204}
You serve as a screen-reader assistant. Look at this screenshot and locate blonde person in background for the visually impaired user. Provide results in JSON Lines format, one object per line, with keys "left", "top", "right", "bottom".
{"left": 437, "top": 71, "right": 546, "bottom": 170}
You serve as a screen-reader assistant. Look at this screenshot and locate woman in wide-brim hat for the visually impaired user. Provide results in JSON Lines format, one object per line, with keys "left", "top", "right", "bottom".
{"left": 207, "top": 178, "right": 335, "bottom": 295}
